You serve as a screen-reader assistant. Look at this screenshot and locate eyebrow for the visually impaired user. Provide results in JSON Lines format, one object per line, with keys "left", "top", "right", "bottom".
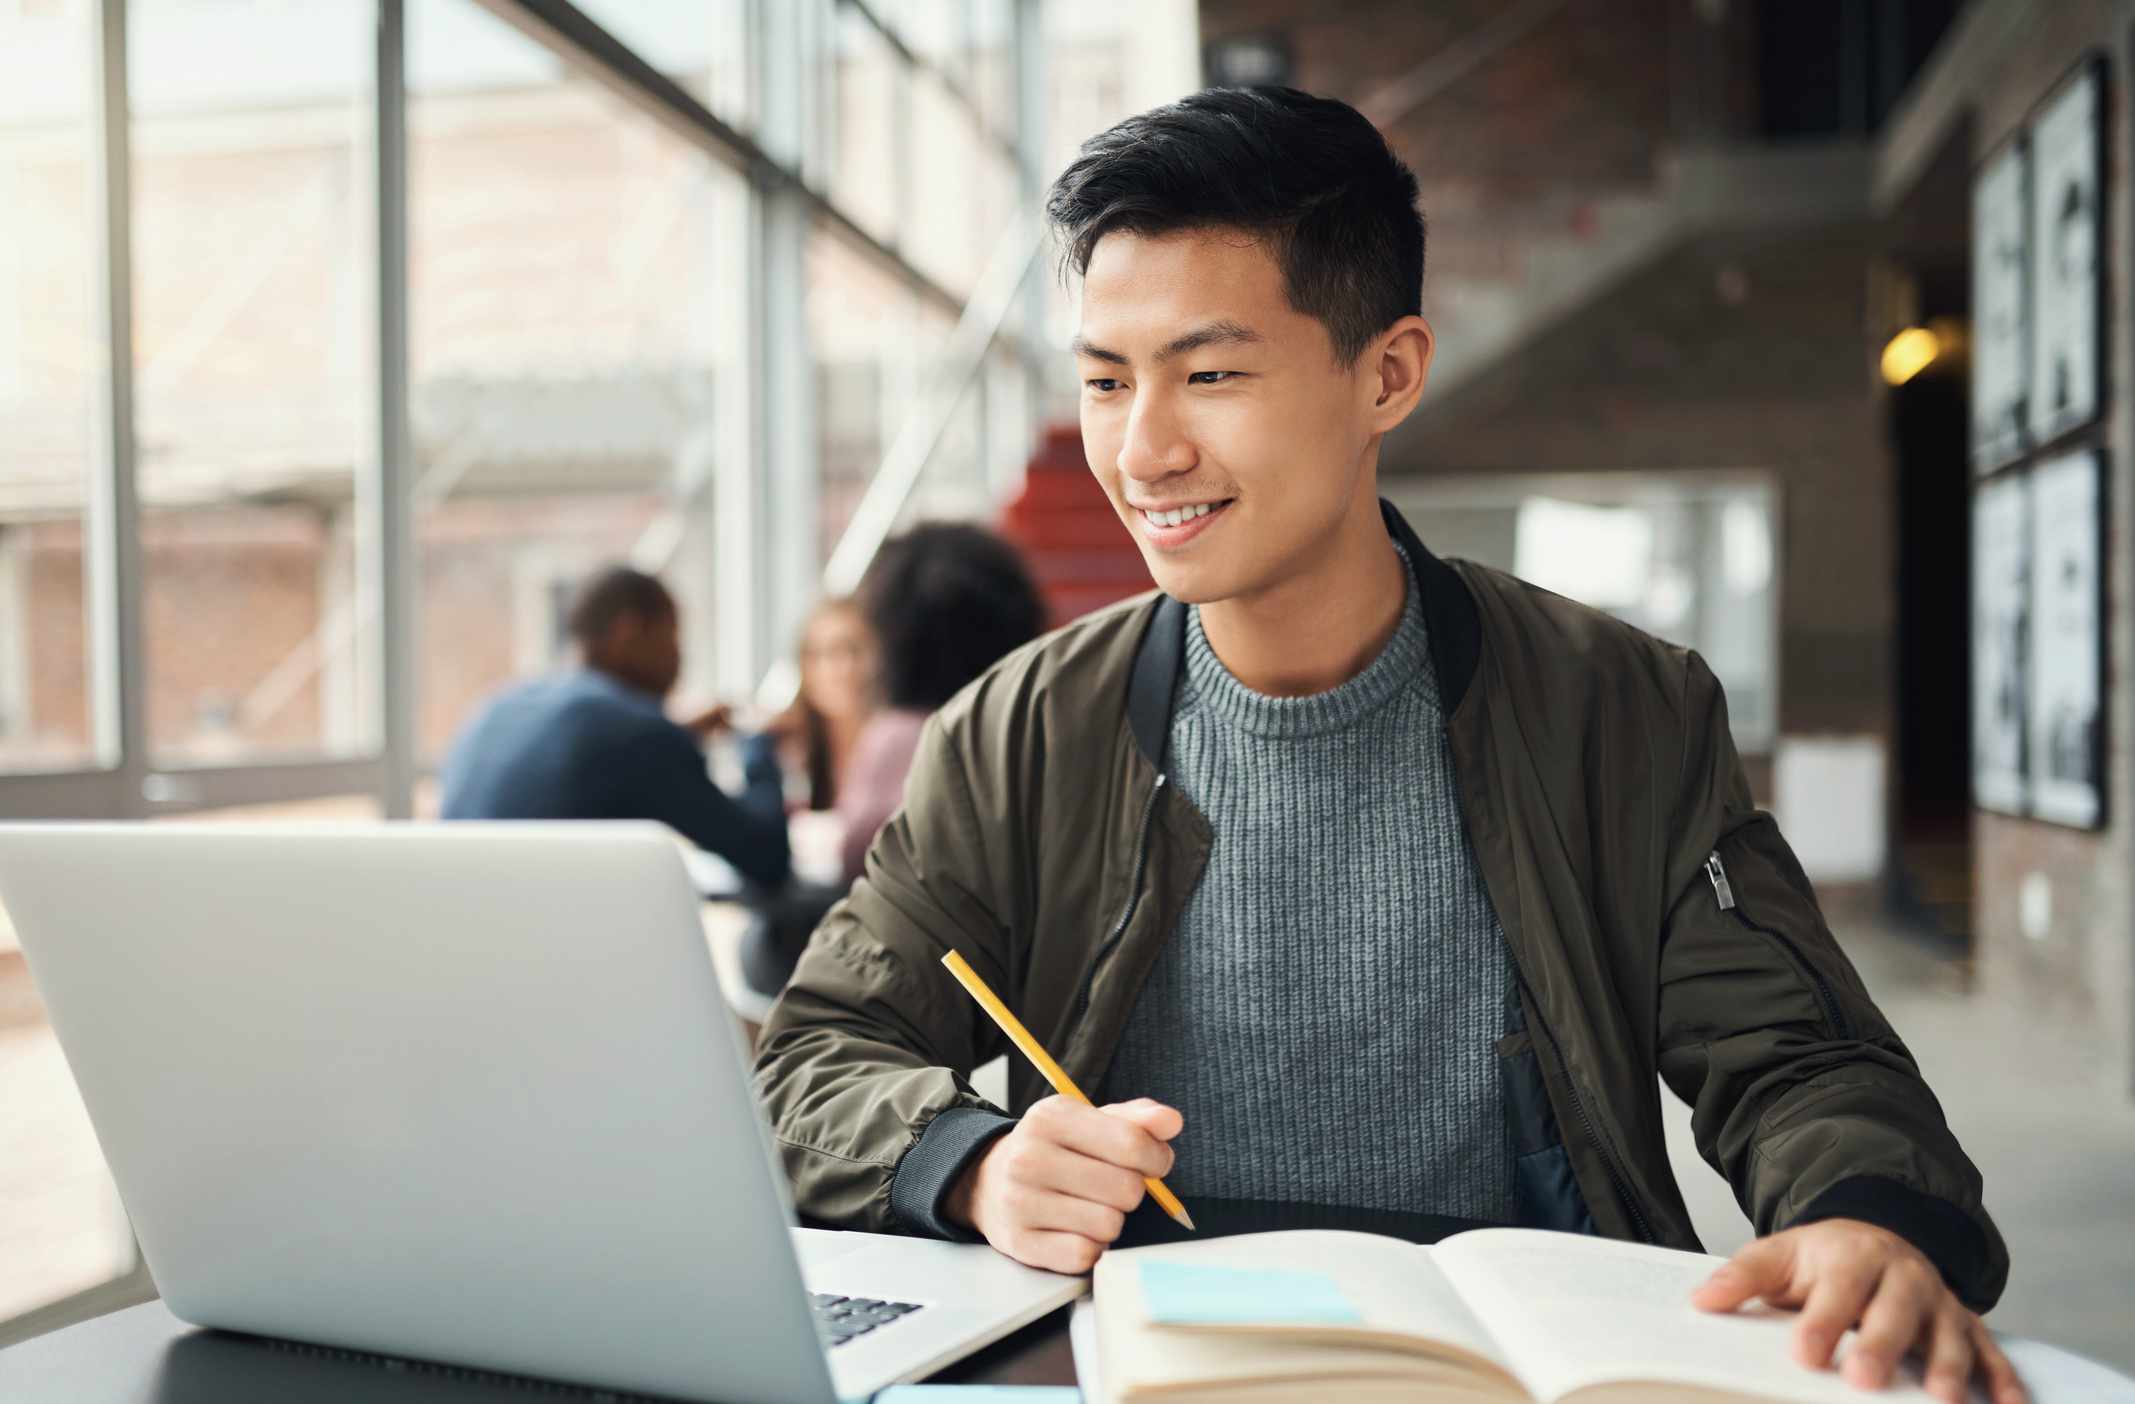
{"left": 1070, "top": 319, "right": 1266, "bottom": 366}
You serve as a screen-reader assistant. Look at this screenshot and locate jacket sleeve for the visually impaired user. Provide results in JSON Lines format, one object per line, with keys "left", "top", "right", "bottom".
{"left": 616, "top": 723, "right": 792, "bottom": 889}
{"left": 751, "top": 710, "right": 1012, "bottom": 1234}
{"left": 1654, "top": 652, "right": 2011, "bottom": 1311}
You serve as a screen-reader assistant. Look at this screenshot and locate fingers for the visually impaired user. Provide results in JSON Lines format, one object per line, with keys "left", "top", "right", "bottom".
{"left": 1691, "top": 1234, "right": 1795, "bottom": 1314}
{"left": 1971, "top": 1320, "right": 2029, "bottom": 1404}
{"left": 1028, "top": 1095, "right": 1177, "bottom": 1178}
{"left": 992, "top": 1127, "right": 1149, "bottom": 1210}
{"left": 1102, "top": 1096, "right": 1186, "bottom": 1142}
{"left": 1017, "top": 1186, "right": 1128, "bottom": 1245}
{"left": 1793, "top": 1256, "right": 1886, "bottom": 1372}
{"left": 969, "top": 1096, "right": 1187, "bottom": 1276}
{"left": 999, "top": 1228, "right": 1107, "bottom": 1275}
{"left": 1844, "top": 1259, "right": 1942, "bottom": 1390}
{"left": 1914, "top": 1304, "right": 1977, "bottom": 1404}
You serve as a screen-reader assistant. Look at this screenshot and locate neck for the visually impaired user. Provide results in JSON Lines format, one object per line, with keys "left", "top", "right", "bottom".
{"left": 827, "top": 710, "right": 867, "bottom": 755}
{"left": 585, "top": 659, "right": 654, "bottom": 698}
{"left": 1197, "top": 496, "right": 1407, "bottom": 698}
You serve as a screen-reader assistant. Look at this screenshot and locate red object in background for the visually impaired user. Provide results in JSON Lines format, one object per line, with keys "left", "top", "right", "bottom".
{"left": 996, "top": 424, "right": 1155, "bottom": 626}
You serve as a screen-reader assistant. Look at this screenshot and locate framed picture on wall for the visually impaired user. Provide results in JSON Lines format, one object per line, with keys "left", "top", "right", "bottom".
{"left": 1971, "top": 138, "right": 2031, "bottom": 473}
{"left": 2028, "top": 58, "right": 2105, "bottom": 446}
{"left": 2027, "top": 450, "right": 2105, "bottom": 828}
{"left": 1971, "top": 473, "right": 2030, "bottom": 815}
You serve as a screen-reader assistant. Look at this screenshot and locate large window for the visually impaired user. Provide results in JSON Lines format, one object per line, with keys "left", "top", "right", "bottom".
{"left": 907, "top": 71, "right": 1015, "bottom": 300}
{"left": 0, "top": 0, "right": 1081, "bottom": 1335}
{"left": 130, "top": 0, "right": 378, "bottom": 767}
{"left": 808, "top": 226, "right": 956, "bottom": 560}
{"left": 0, "top": 0, "right": 101, "bottom": 774}
{"left": 574, "top": 0, "right": 753, "bottom": 128}
{"left": 0, "top": 7, "right": 134, "bottom": 1329}
{"left": 408, "top": 0, "right": 752, "bottom": 762}
{"left": 1389, "top": 474, "right": 1781, "bottom": 752}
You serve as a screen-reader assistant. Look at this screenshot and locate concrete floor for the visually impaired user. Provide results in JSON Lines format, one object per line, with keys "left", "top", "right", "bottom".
{"left": 4, "top": 906, "right": 2132, "bottom": 1374}
{"left": 1659, "top": 905, "right": 2135, "bottom": 1375}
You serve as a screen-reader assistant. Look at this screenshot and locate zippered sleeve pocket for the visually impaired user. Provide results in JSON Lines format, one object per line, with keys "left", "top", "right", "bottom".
{"left": 1655, "top": 814, "right": 2000, "bottom": 1284}
{"left": 1700, "top": 848, "right": 1850, "bottom": 1040}
{"left": 1660, "top": 816, "right": 1891, "bottom": 1050}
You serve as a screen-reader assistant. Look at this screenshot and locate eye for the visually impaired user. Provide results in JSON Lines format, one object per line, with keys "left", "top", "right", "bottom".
{"left": 1188, "top": 370, "right": 1239, "bottom": 385}
{"left": 1085, "top": 377, "right": 1123, "bottom": 393}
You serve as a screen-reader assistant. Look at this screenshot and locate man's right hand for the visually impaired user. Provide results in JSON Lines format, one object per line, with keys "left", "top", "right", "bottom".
{"left": 941, "top": 1095, "right": 1183, "bottom": 1274}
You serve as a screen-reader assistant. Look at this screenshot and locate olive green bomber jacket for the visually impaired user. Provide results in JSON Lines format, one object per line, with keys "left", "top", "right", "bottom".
{"left": 752, "top": 501, "right": 2009, "bottom": 1310}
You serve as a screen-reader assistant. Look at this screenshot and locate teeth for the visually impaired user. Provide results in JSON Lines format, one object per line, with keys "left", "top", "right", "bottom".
{"left": 1145, "top": 503, "right": 1218, "bottom": 528}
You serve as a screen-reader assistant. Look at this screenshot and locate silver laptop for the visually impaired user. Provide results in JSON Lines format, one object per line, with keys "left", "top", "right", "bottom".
{"left": 0, "top": 822, "right": 1082, "bottom": 1402}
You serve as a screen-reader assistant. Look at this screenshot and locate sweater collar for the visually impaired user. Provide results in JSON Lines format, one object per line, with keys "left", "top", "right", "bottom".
{"left": 1179, "top": 544, "right": 1436, "bottom": 739}
{"left": 1126, "top": 499, "right": 1480, "bottom": 769}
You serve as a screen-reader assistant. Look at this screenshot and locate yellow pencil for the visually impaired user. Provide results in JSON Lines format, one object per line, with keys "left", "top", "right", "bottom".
{"left": 939, "top": 948, "right": 1195, "bottom": 1232}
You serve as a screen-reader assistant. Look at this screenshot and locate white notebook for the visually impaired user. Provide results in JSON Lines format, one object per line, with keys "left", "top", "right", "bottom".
{"left": 1085, "top": 1227, "right": 2130, "bottom": 1404}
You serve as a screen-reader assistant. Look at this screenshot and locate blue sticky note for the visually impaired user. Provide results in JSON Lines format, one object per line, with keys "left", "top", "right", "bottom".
{"left": 862, "top": 1382, "right": 1076, "bottom": 1391}
{"left": 1138, "top": 1260, "right": 1361, "bottom": 1326}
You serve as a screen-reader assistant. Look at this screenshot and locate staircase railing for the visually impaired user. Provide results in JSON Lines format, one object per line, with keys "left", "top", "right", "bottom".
{"left": 752, "top": 202, "right": 1053, "bottom": 708}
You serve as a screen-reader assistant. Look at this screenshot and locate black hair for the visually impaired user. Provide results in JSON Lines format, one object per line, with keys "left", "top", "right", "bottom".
{"left": 1045, "top": 86, "right": 1424, "bottom": 364}
{"left": 567, "top": 565, "right": 673, "bottom": 648}
{"left": 859, "top": 524, "right": 1045, "bottom": 711}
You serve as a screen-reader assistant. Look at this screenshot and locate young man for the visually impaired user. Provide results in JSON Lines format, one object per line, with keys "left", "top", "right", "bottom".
{"left": 755, "top": 89, "right": 2020, "bottom": 1404}
{"left": 440, "top": 566, "right": 790, "bottom": 888}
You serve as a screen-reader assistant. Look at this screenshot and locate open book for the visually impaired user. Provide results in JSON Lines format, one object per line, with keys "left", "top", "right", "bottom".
{"left": 1091, "top": 1227, "right": 1948, "bottom": 1404}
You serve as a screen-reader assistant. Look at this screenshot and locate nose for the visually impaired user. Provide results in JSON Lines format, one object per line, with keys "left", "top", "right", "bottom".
{"left": 1116, "top": 388, "right": 1196, "bottom": 485}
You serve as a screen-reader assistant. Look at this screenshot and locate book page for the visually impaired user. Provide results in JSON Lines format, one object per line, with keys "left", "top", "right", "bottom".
{"left": 1094, "top": 1230, "right": 1520, "bottom": 1397}
{"left": 1433, "top": 1229, "right": 1941, "bottom": 1404}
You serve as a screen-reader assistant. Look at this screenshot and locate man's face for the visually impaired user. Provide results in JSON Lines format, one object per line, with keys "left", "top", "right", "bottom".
{"left": 1074, "top": 229, "right": 1383, "bottom": 606}
{"left": 602, "top": 607, "right": 683, "bottom": 698}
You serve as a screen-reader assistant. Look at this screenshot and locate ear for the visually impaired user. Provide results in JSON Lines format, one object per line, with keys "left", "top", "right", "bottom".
{"left": 1365, "top": 315, "right": 1434, "bottom": 432}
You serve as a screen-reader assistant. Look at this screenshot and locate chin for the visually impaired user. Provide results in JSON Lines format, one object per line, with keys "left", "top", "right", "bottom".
{"left": 1143, "top": 557, "right": 1235, "bottom": 607}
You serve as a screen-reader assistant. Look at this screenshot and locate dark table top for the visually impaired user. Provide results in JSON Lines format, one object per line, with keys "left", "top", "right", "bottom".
{"left": 0, "top": 1200, "right": 1486, "bottom": 1402}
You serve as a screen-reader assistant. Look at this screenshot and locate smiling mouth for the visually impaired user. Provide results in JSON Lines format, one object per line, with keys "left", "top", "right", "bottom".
{"left": 1137, "top": 499, "right": 1233, "bottom": 529}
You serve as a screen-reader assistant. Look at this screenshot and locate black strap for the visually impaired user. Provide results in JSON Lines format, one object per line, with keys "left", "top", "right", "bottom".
{"left": 1125, "top": 594, "right": 1188, "bottom": 769}
{"left": 1381, "top": 498, "right": 1483, "bottom": 715}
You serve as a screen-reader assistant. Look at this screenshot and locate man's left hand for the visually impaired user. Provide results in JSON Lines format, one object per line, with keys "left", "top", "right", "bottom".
{"left": 678, "top": 702, "right": 734, "bottom": 739}
{"left": 1691, "top": 1218, "right": 2026, "bottom": 1404}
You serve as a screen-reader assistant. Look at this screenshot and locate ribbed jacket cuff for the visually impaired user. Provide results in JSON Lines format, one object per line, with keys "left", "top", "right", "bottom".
{"left": 889, "top": 1107, "right": 1016, "bottom": 1241}
{"left": 739, "top": 732, "right": 783, "bottom": 788}
{"left": 1793, "top": 1175, "right": 2002, "bottom": 1311}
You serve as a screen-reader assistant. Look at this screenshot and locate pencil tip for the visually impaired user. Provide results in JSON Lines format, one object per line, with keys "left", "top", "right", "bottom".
{"left": 1175, "top": 1209, "right": 1197, "bottom": 1231}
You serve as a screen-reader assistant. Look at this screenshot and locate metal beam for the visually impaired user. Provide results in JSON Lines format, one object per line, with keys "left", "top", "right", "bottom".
{"left": 138, "top": 759, "right": 387, "bottom": 814}
{"left": 88, "top": 0, "right": 146, "bottom": 812}
{"left": 843, "top": 0, "right": 1022, "bottom": 164}
{"left": 475, "top": 0, "right": 1013, "bottom": 342}
{"left": 746, "top": 0, "right": 819, "bottom": 696}
{"left": 375, "top": 0, "right": 417, "bottom": 817}
{"left": 1013, "top": 0, "right": 1050, "bottom": 444}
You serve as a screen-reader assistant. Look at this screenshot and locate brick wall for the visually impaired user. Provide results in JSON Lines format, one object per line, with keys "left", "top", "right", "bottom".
{"left": 1197, "top": 2, "right": 1890, "bottom": 743}
{"left": 1200, "top": 0, "right": 1692, "bottom": 207}
{"left": 1887, "top": 0, "right": 2135, "bottom": 1090}
{"left": 1390, "top": 222, "right": 1894, "bottom": 741}
{"left": 8, "top": 495, "right": 663, "bottom": 771}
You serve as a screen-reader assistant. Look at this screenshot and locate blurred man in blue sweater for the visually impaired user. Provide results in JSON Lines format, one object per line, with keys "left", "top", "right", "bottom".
{"left": 440, "top": 566, "right": 790, "bottom": 889}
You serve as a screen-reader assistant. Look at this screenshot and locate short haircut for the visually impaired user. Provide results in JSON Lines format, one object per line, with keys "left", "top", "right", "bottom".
{"left": 566, "top": 565, "right": 673, "bottom": 647}
{"left": 1046, "top": 86, "right": 1425, "bottom": 364}
{"left": 859, "top": 524, "right": 1046, "bottom": 711}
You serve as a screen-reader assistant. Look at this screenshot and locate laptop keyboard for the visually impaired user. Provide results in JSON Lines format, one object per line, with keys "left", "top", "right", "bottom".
{"left": 810, "top": 1292, "right": 926, "bottom": 1349}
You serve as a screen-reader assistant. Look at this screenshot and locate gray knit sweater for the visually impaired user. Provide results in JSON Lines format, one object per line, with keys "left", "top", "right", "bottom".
{"left": 1099, "top": 550, "right": 1517, "bottom": 1221}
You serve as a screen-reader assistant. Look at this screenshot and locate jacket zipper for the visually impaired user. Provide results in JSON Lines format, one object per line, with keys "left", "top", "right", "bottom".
{"left": 1071, "top": 773, "right": 1167, "bottom": 1027}
{"left": 1517, "top": 973, "right": 1656, "bottom": 1244}
{"left": 1705, "top": 850, "right": 1852, "bottom": 1040}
